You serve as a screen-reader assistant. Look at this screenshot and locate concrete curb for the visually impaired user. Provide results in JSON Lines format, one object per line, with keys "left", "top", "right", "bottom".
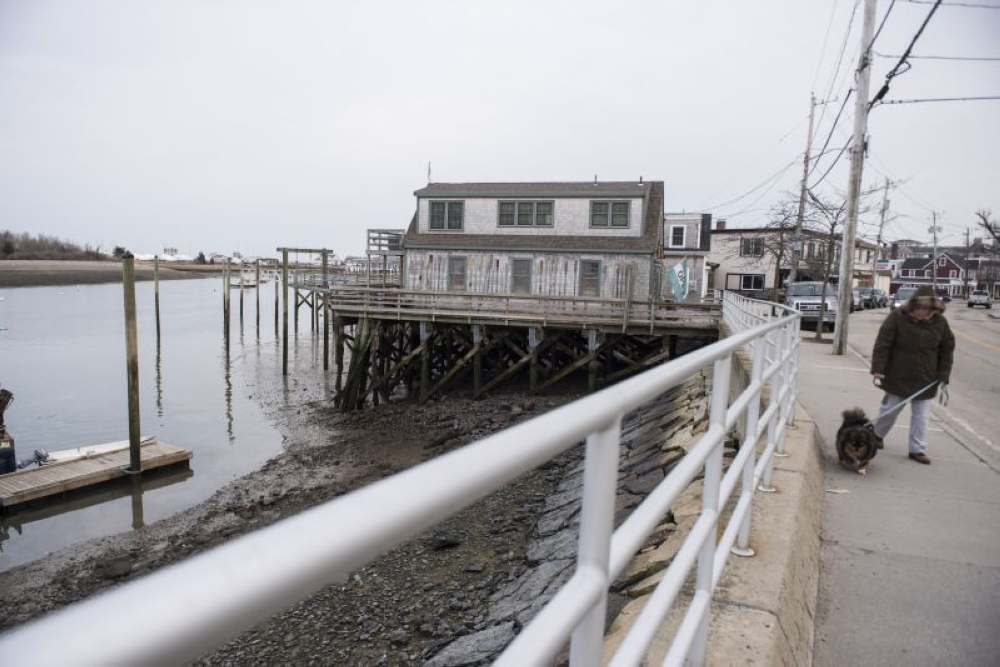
{"left": 602, "top": 402, "right": 823, "bottom": 665}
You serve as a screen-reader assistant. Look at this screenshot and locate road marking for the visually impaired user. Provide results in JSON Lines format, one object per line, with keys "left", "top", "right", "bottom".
{"left": 951, "top": 328, "right": 1000, "bottom": 354}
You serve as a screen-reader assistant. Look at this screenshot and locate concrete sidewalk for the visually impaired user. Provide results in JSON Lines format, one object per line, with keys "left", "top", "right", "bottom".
{"left": 795, "top": 331, "right": 1000, "bottom": 666}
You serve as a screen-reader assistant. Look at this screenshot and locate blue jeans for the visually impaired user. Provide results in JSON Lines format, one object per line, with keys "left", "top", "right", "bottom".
{"left": 872, "top": 393, "right": 931, "bottom": 455}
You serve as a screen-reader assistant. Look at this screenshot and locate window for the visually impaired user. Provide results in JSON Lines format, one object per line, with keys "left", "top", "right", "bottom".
{"left": 430, "top": 201, "right": 464, "bottom": 231}
{"left": 590, "top": 201, "right": 630, "bottom": 228}
{"left": 447, "top": 256, "right": 467, "bottom": 291}
{"left": 579, "top": 260, "right": 601, "bottom": 297}
{"left": 949, "top": 270, "right": 957, "bottom": 278}
{"left": 939, "top": 257, "right": 946, "bottom": 266}
{"left": 740, "top": 275, "right": 764, "bottom": 290}
{"left": 740, "top": 237, "right": 764, "bottom": 257}
{"left": 925, "top": 270, "right": 931, "bottom": 277}
{"left": 669, "top": 225, "right": 686, "bottom": 248}
{"left": 498, "top": 201, "right": 554, "bottom": 227}
{"left": 511, "top": 259, "right": 532, "bottom": 294}
{"left": 806, "top": 242, "right": 815, "bottom": 260}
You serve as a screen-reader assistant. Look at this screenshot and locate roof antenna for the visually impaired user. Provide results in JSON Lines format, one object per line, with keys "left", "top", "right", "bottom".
{"left": 639, "top": 176, "right": 643, "bottom": 185}
{"left": 593, "top": 174, "right": 598, "bottom": 186}
{"left": 427, "top": 161, "right": 432, "bottom": 184}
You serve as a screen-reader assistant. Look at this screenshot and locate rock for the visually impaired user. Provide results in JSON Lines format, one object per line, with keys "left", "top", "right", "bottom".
{"left": 93, "top": 556, "right": 132, "bottom": 580}
{"left": 424, "top": 621, "right": 516, "bottom": 666}
{"left": 429, "top": 532, "right": 462, "bottom": 550}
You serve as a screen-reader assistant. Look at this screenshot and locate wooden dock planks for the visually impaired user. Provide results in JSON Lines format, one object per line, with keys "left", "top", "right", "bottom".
{"left": 0, "top": 441, "right": 192, "bottom": 509}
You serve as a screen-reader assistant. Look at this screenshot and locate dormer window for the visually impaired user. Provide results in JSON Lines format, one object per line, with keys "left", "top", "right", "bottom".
{"left": 430, "top": 201, "right": 464, "bottom": 231}
{"left": 498, "top": 201, "right": 554, "bottom": 227}
{"left": 669, "top": 225, "right": 686, "bottom": 248}
{"left": 591, "top": 201, "right": 630, "bottom": 228}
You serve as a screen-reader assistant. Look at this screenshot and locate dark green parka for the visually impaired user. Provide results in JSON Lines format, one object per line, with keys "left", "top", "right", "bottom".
{"left": 871, "top": 293, "right": 955, "bottom": 400}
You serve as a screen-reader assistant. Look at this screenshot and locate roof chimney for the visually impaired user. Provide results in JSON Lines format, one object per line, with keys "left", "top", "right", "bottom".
{"left": 639, "top": 176, "right": 644, "bottom": 186}
{"left": 716, "top": 219, "right": 727, "bottom": 230}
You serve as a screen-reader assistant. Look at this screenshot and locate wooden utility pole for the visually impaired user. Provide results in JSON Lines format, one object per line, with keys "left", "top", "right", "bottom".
{"left": 929, "top": 212, "right": 941, "bottom": 292}
{"left": 833, "top": 0, "right": 877, "bottom": 356}
{"left": 791, "top": 93, "right": 817, "bottom": 286}
{"left": 122, "top": 253, "right": 142, "bottom": 474}
{"left": 874, "top": 178, "right": 890, "bottom": 286}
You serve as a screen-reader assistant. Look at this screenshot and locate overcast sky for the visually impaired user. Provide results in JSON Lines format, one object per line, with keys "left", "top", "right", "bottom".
{"left": 1, "top": 0, "right": 997, "bottom": 259}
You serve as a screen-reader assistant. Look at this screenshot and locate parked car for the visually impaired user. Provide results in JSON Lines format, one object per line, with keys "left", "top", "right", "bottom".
{"left": 891, "top": 286, "right": 918, "bottom": 310}
{"left": 935, "top": 288, "right": 952, "bottom": 302}
{"left": 851, "top": 288, "right": 864, "bottom": 311}
{"left": 872, "top": 289, "right": 888, "bottom": 308}
{"left": 786, "top": 281, "right": 839, "bottom": 330}
{"left": 969, "top": 290, "right": 993, "bottom": 309}
{"left": 858, "top": 287, "right": 876, "bottom": 309}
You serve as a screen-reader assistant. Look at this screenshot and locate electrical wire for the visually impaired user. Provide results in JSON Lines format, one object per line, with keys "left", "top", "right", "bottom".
{"left": 880, "top": 95, "right": 1000, "bottom": 103}
{"left": 808, "top": 90, "right": 855, "bottom": 179}
{"left": 702, "top": 156, "right": 801, "bottom": 212}
{"left": 874, "top": 51, "right": 1000, "bottom": 61}
{"left": 870, "top": 0, "right": 944, "bottom": 109}
{"left": 900, "top": 0, "right": 1000, "bottom": 7}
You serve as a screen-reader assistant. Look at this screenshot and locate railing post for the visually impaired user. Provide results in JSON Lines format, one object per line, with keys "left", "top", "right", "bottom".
{"left": 759, "top": 329, "right": 780, "bottom": 492}
{"left": 568, "top": 417, "right": 622, "bottom": 667}
{"left": 733, "top": 329, "right": 767, "bottom": 557}
{"left": 690, "top": 353, "right": 731, "bottom": 665}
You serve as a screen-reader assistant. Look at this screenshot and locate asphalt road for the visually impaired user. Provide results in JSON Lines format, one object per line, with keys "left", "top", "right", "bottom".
{"left": 846, "top": 302, "right": 1000, "bottom": 472}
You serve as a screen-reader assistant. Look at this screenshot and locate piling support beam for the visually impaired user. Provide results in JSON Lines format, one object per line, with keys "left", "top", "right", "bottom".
{"left": 281, "top": 249, "right": 289, "bottom": 376}
{"left": 122, "top": 253, "right": 142, "bottom": 474}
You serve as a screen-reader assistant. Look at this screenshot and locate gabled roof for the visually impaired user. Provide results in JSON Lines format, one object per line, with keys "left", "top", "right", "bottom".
{"left": 404, "top": 181, "right": 663, "bottom": 254}
{"left": 900, "top": 253, "right": 966, "bottom": 270}
{"left": 414, "top": 181, "right": 652, "bottom": 198}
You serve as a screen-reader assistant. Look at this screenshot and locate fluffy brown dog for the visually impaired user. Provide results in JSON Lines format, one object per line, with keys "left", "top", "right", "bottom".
{"left": 837, "top": 408, "right": 879, "bottom": 475}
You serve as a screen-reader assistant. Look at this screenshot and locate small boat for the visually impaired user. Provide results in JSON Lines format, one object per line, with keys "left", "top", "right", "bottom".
{"left": 229, "top": 270, "right": 258, "bottom": 288}
{"left": 17, "top": 435, "right": 157, "bottom": 468}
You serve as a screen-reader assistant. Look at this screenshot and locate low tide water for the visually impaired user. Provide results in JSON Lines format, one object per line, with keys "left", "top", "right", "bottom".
{"left": 0, "top": 277, "right": 330, "bottom": 571}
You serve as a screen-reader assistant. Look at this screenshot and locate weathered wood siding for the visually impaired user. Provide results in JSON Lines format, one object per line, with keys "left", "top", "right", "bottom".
{"left": 404, "top": 250, "right": 654, "bottom": 300}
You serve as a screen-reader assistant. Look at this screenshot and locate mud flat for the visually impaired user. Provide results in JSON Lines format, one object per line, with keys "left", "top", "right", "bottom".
{"left": 0, "top": 260, "right": 217, "bottom": 288}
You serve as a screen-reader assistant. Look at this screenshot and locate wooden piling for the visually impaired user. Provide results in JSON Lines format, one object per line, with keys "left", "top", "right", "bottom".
{"left": 255, "top": 259, "right": 261, "bottom": 337}
{"left": 154, "top": 255, "right": 161, "bottom": 342}
{"left": 282, "top": 249, "right": 289, "bottom": 376}
{"left": 122, "top": 254, "right": 142, "bottom": 474}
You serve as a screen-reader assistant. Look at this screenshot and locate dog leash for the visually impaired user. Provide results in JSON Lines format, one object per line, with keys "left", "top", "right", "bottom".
{"left": 871, "top": 379, "right": 946, "bottom": 422}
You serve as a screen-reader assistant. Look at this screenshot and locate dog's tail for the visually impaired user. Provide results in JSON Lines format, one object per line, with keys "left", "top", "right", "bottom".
{"left": 841, "top": 407, "right": 868, "bottom": 425}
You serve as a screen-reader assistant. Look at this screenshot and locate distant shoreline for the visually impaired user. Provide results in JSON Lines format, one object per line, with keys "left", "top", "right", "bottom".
{"left": 0, "top": 259, "right": 221, "bottom": 288}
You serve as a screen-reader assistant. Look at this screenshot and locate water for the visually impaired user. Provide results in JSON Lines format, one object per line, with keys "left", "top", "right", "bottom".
{"left": 0, "top": 277, "right": 331, "bottom": 571}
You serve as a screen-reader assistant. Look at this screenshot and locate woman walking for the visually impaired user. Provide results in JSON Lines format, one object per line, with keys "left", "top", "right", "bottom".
{"left": 870, "top": 285, "right": 955, "bottom": 464}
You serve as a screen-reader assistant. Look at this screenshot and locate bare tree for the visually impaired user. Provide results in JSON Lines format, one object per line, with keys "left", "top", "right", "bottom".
{"left": 975, "top": 210, "right": 1000, "bottom": 249}
{"left": 804, "top": 191, "right": 849, "bottom": 339}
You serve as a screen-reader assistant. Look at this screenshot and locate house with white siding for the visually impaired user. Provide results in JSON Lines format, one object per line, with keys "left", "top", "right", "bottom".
{"left": 401, "top": 181, "right": 672, "bottom": 301}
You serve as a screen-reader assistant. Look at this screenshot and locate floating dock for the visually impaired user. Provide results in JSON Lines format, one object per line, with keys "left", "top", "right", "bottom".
{"left": 0, "top": 440, "right": 192, "bottom": 510}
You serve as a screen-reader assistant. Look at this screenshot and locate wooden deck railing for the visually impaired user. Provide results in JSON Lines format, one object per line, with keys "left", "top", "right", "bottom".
{"left": 293, "top": 277, "right": 721, "bottom": 332}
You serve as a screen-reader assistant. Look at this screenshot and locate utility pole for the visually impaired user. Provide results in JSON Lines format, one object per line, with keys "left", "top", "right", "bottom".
{"left": 833, "top": 0, "right": 877, "bottom": 356}
{"left": 963, "top": 227, "right": 971, "bottom": 297}
{"left": 874, "top": 177, "right": 890, "bottom": 287}
{"left": 790, "top": 93, "right": 817, "bottom": 287}
{"left": 929, "top": 212, "right": 942, "bottom": 292}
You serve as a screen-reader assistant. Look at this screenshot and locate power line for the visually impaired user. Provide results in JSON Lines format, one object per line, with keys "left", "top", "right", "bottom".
{"left": 870, "top": 0, "right": 944, "bottom": 109}
{"left": 808, "top": 90, "right": 854, "bottom": 179}
{"left": 879, "top": 95, "right": 1000, "bottom": 103}
{"left": 874, "top": 51, "right": 1000, "bottom": 61}
{"left": 900, "top": 0, "right": 1000, "bottom": 7}
{"left": 702, "top": 156, "right": 801, "bottom": 212}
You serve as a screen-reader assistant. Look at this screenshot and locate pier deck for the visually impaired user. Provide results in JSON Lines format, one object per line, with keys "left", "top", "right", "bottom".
{"left": 0, "top": 440, "right": 192, "bottom": 510}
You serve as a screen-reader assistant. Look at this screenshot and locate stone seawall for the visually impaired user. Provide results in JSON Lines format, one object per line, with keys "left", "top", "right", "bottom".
{"left": 427, "top": 373, "right": 712, "bottom": 665}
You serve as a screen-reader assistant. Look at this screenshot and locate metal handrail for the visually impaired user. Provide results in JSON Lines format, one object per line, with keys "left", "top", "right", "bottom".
{"left": 0, "top": 292, "right": 800, "bottom": 667}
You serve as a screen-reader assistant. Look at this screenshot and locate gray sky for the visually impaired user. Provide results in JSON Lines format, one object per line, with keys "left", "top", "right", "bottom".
{"left": 1, "top": 0, "right": 997, "bottom": 259}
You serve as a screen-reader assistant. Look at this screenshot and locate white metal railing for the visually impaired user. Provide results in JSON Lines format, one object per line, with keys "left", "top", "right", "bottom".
{"left": 0, "top": 292, "right": 800, "bottom": 667}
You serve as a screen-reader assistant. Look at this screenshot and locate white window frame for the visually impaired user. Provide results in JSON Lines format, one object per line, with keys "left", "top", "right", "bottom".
{"left": 511, "top": 258, "right": 532, "bottom": 294}
{"left": 447, "top": 256, "right": 467, "bottom": 291}
{"left": 429, "top": 201, "right": 464, "bottom": 231}
{"left": 740, "top": 274, "right": 764, "bottom": 291}
{"left": 740, "top": 237, "right": 764, "bottom": 257}
{"left": 669, "top": 225, "right": 686, "bottom": 248}
{"left": 498, "top": 201, "right": 554, "bottom": 228}
{"left": 590, "top": 201, "right": 630, "bottom": 228}
{"left": 579, "top": 259, "right": 602, "bottom": 297}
